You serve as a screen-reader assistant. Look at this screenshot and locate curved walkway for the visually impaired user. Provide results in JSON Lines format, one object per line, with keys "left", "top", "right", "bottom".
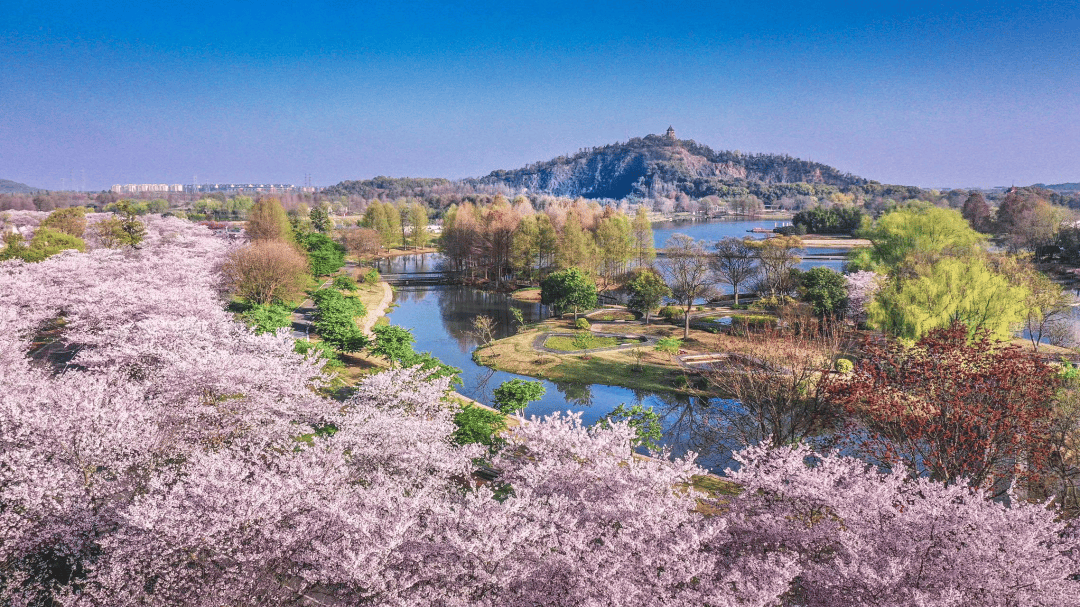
{"left": 359, "top": 281, "right": 393, "bottom": 337}
{"left": 290, "top": 274, "right": 337, "bottom": 340}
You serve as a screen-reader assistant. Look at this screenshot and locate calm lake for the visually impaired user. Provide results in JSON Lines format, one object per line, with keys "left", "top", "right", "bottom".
{"left": 375, "top": 219, "right": 847, "bottom": 472}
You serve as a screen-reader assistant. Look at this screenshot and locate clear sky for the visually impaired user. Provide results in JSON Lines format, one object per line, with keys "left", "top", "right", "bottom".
{"left": 1, "top": 0, "right": 1077, "bottom": 191}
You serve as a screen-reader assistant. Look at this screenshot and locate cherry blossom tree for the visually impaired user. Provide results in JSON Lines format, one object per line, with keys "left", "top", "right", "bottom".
{"left": 844, "top": 269, "right": 883, "bottom": 326}
{"left": 725, "top": 445, "right": 1080, "bottom": 607}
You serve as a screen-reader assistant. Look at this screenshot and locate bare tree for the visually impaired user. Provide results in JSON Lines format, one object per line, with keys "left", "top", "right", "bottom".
{"left": 704, "top": 322, "right": 847, "bottom": 453}
{"left": 469, "top": 314, "right": 498, "bottom": 347}
{"left": 711, "top": 237, "right": 759, "bottom": 306}
{"left": 340, "top": 227, "right": 383, "bottom": 261}
{"left": 220, "top": 240, "right": 310, "bottom": 305}
{"left": 658, "top": 234, "right": 714, "bottom": 338}
{"left": 749, "top": 235, "right": 803, "bottom": 297}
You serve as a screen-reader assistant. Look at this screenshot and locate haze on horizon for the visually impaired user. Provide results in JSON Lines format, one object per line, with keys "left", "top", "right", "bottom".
{"left": 1, "top": 0, "right": 1077, "bottom": 192}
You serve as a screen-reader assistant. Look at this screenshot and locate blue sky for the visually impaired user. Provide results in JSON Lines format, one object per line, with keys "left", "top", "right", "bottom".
{"left": 1, "top": 0, "right": 1077, "bottom": 191}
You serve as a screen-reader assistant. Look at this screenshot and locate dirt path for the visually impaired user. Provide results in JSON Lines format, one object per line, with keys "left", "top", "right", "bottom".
{"left": 359, "top": 281, "right": 393, "bottom": 337}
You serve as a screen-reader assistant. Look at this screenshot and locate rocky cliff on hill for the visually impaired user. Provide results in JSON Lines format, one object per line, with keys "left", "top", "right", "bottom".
{"left": 467, "top": 130, "right": 868, "bottom": 200}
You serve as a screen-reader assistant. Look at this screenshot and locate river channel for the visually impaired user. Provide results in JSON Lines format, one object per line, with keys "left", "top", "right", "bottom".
{"left": 375, "top": 218, "right": 848, "bottom": 472}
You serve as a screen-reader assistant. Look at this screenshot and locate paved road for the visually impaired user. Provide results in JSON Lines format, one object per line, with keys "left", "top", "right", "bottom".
{"left": 290, "top": 261, "right": 355, "bottom": 340}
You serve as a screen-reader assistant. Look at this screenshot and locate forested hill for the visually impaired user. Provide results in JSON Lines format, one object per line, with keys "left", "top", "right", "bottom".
{"left": 0, "top": 179, "right": 38, "bottom": 194}
{"left": 466, "top": 132, "right": 869, "bottom": 200}
{"left": 321, "top": 176, "right": 458, "bottom": 200}
{"left": 1033, "top": 182, "right": 1080, "bottom": 193}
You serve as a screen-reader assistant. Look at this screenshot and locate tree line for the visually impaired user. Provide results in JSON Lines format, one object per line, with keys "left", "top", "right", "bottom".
{"left": 439, "top": 195, "right": 655, "bottom": 288}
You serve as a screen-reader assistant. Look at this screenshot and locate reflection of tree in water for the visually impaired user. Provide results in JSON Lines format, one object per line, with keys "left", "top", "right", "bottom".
{"left": 648, "top": 393, "right": 737, "bottom": 472}
{"left": 552, "top": 380, "right": 593, "bottom": 408}
{"left": 396, "top": 286, "right": 430, "bottom": 304}
{"left": 394, "top": 287, "right": 415, "bottom": 305}
{"left": 435, "top": 286, "right": 546, "bottom": 354}
{"left": 378, "top": 252, "right": 440, "bottom": 274}
{"left": 467, "top": 367, "right": 499, "bottom": 403}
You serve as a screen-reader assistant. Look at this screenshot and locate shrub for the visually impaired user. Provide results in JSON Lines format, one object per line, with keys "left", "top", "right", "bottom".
{"left": 659, "top": 306, "right": 683, "bottom": 321}
{"left": 332, "top": 274, "right": 358, "bottom": 291}
{"left": 575, "top": 318, "right": 591, "bottom": 331}
{"left": 730, "top": 315, "right": 777, "bottom": 335}
{"left": 571, "top": 331, "right": 593, "bottom": 350}
{"left": 40, "top": 206, "right": 87, "bottom": 237}
{"left": 655, "top": 337, "right": 681, "bottom": 355}
{"left": 363, "top": 268, "right": 380, "bottom": 285}
{"left": 835, "top": 358, "right": 854, "bottom": 374}
{"left": 241, "top": 302, "right": 293, "bottom": 335}
{"left": 293, "top": 338, "right": 343, "bottom": 373}
{"left": 0, "top": 227, "right": 85, "bottom": 262}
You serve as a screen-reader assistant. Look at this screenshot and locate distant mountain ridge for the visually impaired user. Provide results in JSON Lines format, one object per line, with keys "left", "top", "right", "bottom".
{"left": 465, "top": 130, "right": 869, "bottom": 200}
{"left": 0, "top": 179, "right": 38, "bottom": 194}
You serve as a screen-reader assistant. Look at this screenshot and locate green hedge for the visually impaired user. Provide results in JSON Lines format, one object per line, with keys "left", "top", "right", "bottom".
{"left": 730, "top": 315, "right": 777, "bottom": 334}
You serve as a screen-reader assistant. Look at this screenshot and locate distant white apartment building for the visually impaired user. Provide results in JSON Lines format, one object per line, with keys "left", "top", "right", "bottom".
{"left": 111, "top": 184, "right": 183, "bottom": 194}
{"left": 184, "top": 183, "right": 297, "bottom": 194}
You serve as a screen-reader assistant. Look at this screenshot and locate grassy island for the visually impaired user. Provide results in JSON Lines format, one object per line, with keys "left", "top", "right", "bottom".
{"left": 474, "top": 309, "right": 785, "bottom": 395}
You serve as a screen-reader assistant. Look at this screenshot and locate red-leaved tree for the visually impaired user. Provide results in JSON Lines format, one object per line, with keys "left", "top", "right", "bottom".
{"left": 824, "top": 321, "right": 1058, "bottom": 495}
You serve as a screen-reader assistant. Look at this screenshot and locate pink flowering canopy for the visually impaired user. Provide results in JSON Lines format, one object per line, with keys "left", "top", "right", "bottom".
{"left": 0, "top": 217, "right": 1076, "bottom": 606}
{"left": 845, "top": 269, "right": 884, "bottom": 325}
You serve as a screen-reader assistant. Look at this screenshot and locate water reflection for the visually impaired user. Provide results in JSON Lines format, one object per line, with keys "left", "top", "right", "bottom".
{"left": 648, "top": 394, "right": 738, "bottom": 471}
{"left": 552, "top": 380, "right": 594, "bottom": 408}
{"left": 375, "top": 252, "right": 442, "bottom": 274}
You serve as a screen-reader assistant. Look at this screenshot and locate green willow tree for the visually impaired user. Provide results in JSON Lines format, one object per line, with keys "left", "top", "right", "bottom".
{"left": 849, "top": 205, "right": 984, "bottom": 272}
{"left": 869, "top": 256, "right": 1030, "bottom": 340}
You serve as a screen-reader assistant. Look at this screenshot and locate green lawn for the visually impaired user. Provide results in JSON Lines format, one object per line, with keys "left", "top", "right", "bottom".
{"left": 544, "top": 335, "right": 637, "bottom": 352}
{"left": 587, "top": 310, "right": 637, "bottom": 322}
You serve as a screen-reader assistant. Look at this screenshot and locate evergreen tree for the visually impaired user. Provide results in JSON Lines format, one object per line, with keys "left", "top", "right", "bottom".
{"left": 541, "top": 267, "right": 598, "bottom": 320}
{"left": 625, "top": 267, "right": 671, "bottom": 325}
